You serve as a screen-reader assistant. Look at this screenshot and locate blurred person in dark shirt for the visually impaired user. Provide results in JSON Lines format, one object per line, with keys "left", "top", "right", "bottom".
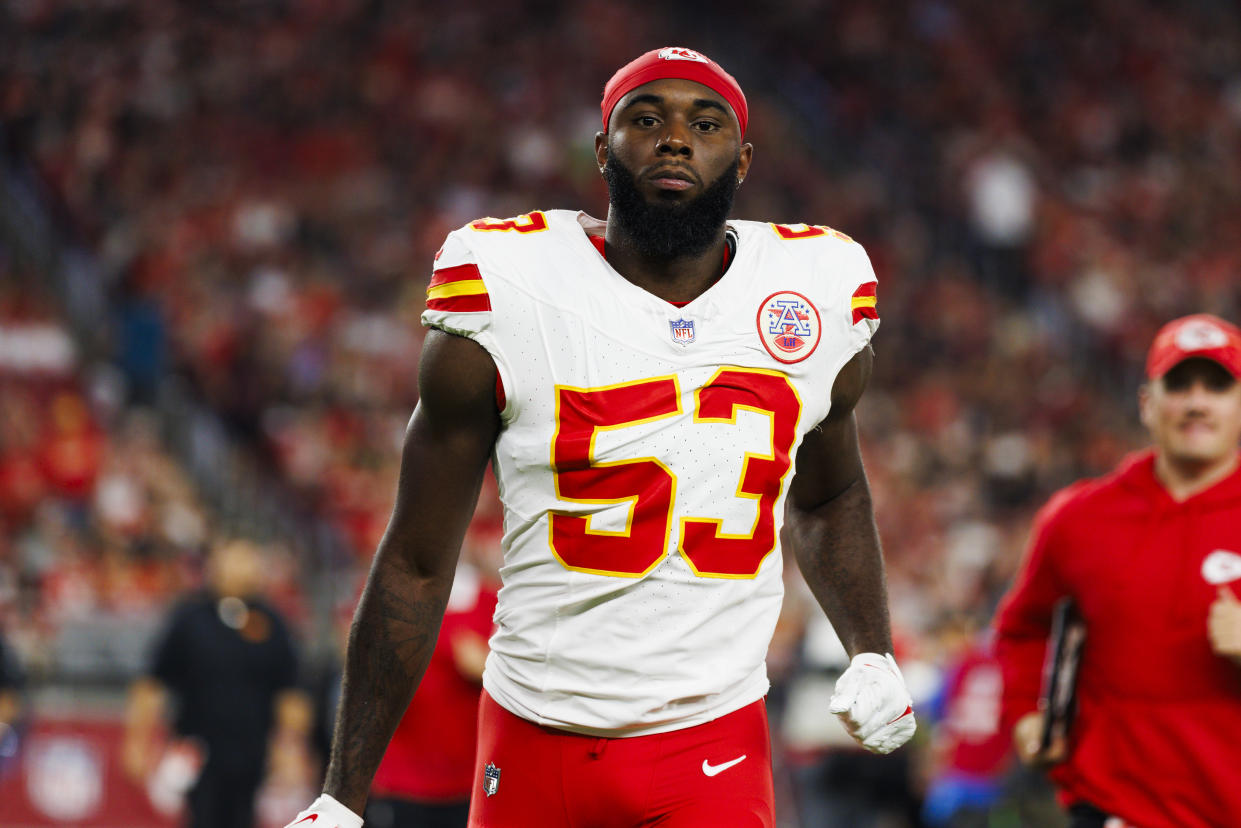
{"left": 123, "top": 538, "right": 311, "bottom": 828}
{"left": 0, "top": 629, "right": 23, "bottom": 776}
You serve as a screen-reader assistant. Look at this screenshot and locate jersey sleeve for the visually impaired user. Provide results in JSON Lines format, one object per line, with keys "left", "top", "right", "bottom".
{"left": 421, "top": 230, "right": 493, "bottom": 340}
{"left": 836, "top": 241, "right": 880, "bottom": 352}
{"left": 810, "top": 236, "right": 880, "bottom": 377}
{"left": 420, "top": 227, "right": 514, "bottom": 417}
{"left": 991, "top": 487, "right": 1080, "bottom": 733}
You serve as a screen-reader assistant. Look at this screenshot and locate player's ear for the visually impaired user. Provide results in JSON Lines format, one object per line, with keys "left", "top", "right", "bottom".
{"left": 595, "top": 132, "right": 608, "bottom": 173}
{"left": 737, "top": 142, "right": 753, "bottom": 184}
{"left": 1138, "top": 383, "right": 1154, "bottom": 430}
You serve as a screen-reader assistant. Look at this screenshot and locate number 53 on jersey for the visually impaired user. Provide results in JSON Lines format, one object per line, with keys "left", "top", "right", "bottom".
{"left": 550, "top": 367, "right": 801, "bottom": 580}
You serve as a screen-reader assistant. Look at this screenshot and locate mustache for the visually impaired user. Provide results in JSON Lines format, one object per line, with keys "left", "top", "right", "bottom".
{"left": 642, "top": 163, "right": 701, "bottom": 186}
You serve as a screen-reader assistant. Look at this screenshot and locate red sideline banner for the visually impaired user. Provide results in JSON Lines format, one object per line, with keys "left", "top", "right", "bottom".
{"left": 0, "top": 716, "right": 177, "bottom": 828}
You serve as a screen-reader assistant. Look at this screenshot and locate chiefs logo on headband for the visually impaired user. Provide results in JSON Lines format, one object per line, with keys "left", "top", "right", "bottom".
{"left": 658, "top": 47, "right": 710, "bottom": 63}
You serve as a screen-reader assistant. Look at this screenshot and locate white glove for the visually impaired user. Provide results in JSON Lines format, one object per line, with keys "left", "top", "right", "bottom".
{"left": 285, "top": 794, "right": 364, "bottom": 828}
{"left": 829, "top": 652, "right": 917, "bottom": 754}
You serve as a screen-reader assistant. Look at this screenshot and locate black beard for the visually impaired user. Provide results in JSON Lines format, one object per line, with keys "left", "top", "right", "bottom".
{"left": 603, "top": 153, "right": 738, "bottom": 261}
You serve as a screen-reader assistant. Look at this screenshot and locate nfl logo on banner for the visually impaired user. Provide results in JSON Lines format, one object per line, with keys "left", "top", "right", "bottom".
{"left": 483, "top": 763, "right": 501, "bottom": 797}
{"left": 669, "top": 318, "right": 695, "bottom": 345}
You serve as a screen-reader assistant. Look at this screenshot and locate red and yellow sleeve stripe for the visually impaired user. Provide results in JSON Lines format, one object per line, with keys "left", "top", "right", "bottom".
{"left": 426, "top": 263, "right": 490, "bottom": 313}
{"left": 851, "top": 282, "right": 878, "bottom": 324}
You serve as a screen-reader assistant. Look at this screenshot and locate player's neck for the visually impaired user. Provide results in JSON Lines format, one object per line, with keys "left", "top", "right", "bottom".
{"left": 1153, "top": 448, "right": 1240, "bottom": 502}
{"left": 601, "top": 220, "right": 729, "bottom": 305}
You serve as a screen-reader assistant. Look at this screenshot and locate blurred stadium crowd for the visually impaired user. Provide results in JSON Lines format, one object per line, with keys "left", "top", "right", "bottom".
{"left": 2, "top": 0, "right": 1240, "bottom": 824}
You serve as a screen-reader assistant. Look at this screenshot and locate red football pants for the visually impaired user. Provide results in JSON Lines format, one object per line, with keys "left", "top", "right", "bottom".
{"left": 468, "top": 691, "right": 775, "bottom": 827}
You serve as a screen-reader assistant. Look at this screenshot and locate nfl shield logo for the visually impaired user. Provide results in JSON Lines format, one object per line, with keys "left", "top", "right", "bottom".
{"left": 483, "top": 763, "right": 501, "bottom": 797}
{"left": 669, "top": 318, "right": 695, "bottom": 345}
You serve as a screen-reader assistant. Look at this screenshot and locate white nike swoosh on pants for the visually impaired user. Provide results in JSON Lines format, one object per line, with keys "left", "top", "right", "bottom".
{"left": 701, "top": 755, "right": 747, "bottom": 776}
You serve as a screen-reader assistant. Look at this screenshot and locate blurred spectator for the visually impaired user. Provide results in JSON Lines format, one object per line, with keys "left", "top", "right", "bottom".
{"left": 918, "top": 613, "right": 1010, "bottom": 828}
{"left": 112, "top": 266, "right": 169, "bottom": 406}
{"left": 0, "top": 627, "right": 23, "bottom": 776}
{"left": 122, "top": 538, "right": 311, "bottom": 828}
{"left": 0, "top": 272, "right": 213, "bottom": 684}
{"left": 38, "top": 390, "right": 104, "bottom": 507}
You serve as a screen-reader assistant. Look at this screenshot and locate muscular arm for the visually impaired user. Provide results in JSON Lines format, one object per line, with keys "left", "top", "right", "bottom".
{"left": 323, "top": 329, "right": 499, "bottom": 813}
{"left": 784, "top": 347, "right": 892, "bottom": 657}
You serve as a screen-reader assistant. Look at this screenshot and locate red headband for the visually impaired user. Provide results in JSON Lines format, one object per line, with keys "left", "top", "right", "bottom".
{"left": 602, "top": 47, "right": 748, "bottom": 136}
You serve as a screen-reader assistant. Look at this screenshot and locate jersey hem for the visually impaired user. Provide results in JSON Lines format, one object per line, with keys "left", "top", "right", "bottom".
{"left": 481, "top": 663, "right": 770, "bottom": 738}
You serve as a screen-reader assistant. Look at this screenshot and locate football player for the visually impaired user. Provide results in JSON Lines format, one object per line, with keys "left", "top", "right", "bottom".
{"left": 289, "top": 46, "right": 915, "bottom": 828}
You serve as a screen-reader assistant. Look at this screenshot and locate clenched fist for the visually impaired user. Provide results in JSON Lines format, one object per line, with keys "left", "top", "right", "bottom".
{"left": 829, "top": 652, "right": 917, "bottom": 754}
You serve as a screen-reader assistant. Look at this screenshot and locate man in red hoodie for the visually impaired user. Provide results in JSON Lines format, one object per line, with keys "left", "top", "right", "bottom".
{"left": 994, "top": 313, "right": 1241, "bottom": 828}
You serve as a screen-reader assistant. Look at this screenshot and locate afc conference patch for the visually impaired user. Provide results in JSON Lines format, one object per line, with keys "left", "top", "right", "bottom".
{"left": 757, "top": 291, "right": 821, "bottom": 363}
{"left": 483, "top": 762, "right": 501, "bottom": 797}
{"left": 669, "top": 318, "right": 696, "bottom": 345}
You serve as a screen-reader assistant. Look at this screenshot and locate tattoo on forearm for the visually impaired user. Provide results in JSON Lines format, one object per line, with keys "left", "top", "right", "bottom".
{"left": 324, "top": 557, "right": 447, "bottom": 807}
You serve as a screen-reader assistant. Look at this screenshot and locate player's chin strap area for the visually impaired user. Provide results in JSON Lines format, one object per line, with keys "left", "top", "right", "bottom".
{"left": 285, "top": 793, "right": 364, "bottom": 828}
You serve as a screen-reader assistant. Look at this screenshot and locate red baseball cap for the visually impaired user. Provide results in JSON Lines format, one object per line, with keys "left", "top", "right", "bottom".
{"left": 601, "top": 47, "right": 748, "bottom": 136}
{"left": 1146, "top": 313, "right": 1241, "bottom": 380}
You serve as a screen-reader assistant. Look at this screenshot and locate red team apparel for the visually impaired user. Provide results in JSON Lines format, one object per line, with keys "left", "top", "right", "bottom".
{"left": 470, "top": 691, "right": 774, "bottom": 827}
{"left": 370, "top": 563, "right": 498, "bottom": 802}
{"left": 423, "top": 210, "right": 880, "bottom": 821}
{"left": 994, "top": 451, "right": 1241, "bottom": 828}
{"left": 937, "top": 645, "right": 1010, "bottom": 780}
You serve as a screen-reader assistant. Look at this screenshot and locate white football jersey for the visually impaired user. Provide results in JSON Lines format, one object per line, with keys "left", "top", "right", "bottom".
{"left": 422, "top": 209, "right": 879, "bottom": 736}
